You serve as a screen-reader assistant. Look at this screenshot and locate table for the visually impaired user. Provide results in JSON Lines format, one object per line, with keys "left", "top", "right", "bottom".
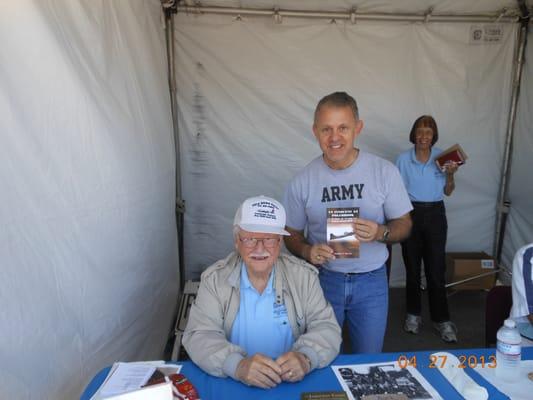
{"left": 81, "top": 347, "right": 533, "bottom": 400}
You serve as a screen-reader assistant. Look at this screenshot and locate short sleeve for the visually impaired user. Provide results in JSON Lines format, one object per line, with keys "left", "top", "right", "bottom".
{"left": 283, "top": 177, "right": 308, "bottom": 231}
{"left": 383, "top": 164, "right": 413, "bottom": 220}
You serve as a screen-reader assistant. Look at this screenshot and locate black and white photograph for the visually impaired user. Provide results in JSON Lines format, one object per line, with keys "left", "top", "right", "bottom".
{"left": 332, "top": 362, "right": 441, "bottom": 400}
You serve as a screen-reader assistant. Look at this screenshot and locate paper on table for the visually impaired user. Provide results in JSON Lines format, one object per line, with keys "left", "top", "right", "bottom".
{"left": 104, "top": 381, "right": 173, "bottom": 400}
{"left": 431, "top": 352, "right": 487, "bottom": 400}
{"left": 99, "top": 363, "right": 156, "bottom": 397}
{"left": 89, "top": 361, "right": 182, "bottom": 400}
{"left": 474, "top": 359, "right": 533, "bottom": 400}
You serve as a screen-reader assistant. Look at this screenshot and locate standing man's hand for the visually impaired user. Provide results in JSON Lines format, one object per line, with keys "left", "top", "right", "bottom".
{"left": 284, "top": 226, "right": 335, "bottom": 266}
{"left": 307, "top": 243, "right": 335, "bottom": 265}
{"left": 276, "top": 351, "right": 312, "bottom": 382}
{"left": 235, "top": 354, "right": 282, "bottom": 389}
{"left": 353, "top": 218, "right": 380, "bottom": 242}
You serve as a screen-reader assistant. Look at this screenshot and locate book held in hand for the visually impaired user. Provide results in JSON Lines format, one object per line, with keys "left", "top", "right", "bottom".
{"left": 434, "top": 144, "right": 468, "bottom": 172}
{"left": 327, "top": 207, "right": 360, "bottom": 258}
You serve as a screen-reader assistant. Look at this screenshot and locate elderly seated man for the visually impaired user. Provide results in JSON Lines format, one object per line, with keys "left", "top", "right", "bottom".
{"left": 183, "top": 195, "right": 341, "bottom": 389}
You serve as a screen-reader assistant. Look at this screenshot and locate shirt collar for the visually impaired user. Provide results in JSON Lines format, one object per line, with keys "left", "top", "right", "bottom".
{"left": 240, "top": 262, "right": 275, "bottom": 294}
{"left": 410, "top": 147, "right": 437, "bottom": 165}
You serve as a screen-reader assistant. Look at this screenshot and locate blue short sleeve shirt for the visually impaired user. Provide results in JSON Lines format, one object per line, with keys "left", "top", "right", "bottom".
{"left": 396, "top": 147, "right": 446, "bottom": 202}
{"left": 229, "top": 263, "right": 294, "bottom": 359}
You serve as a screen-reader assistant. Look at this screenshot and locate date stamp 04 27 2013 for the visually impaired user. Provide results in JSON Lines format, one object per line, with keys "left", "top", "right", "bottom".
{"left": 397, "top": 354, "right": 497, "bottom": 369}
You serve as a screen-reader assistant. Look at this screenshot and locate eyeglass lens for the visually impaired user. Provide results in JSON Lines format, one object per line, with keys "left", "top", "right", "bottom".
{"left": 240, "top": 237, "right": 279, "bottom": 248}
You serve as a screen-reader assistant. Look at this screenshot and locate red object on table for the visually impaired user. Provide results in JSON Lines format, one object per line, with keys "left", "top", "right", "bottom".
{"left": 145, "top": 372, "right": 200, "bottom": 400}
{"left": 169, "top": 373, "right": 200, "bottom": 400}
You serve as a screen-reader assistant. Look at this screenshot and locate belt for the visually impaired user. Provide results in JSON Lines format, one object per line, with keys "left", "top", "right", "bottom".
{"left": 323, "top": 266, "right": 385, "bottom": 276}
{"left": 412, "top": 201, "right": 444, "bottom": 208}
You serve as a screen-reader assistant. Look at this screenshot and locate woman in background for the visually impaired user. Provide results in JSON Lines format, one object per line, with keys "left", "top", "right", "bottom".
{"left": 396, "top": 115, "right": 459, "bottom": 343}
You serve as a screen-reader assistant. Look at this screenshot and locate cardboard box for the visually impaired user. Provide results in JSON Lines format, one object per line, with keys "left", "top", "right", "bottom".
{"left": 446, "top": 252, "right": 497, "bottom": 290}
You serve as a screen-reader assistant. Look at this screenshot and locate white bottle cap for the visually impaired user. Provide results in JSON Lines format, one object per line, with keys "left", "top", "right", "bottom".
{"left": 504, "top": 319, "right": 516, "bottom": 328}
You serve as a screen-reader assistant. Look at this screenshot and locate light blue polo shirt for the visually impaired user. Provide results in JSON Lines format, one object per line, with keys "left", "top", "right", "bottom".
{"left": 229, "top": 263, "right": 294, "bottom": 359}
{"left": 396, "top": 147, "right": 446, "bottom": 202}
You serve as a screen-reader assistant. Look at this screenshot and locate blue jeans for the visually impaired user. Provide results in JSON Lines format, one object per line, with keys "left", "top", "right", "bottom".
{"left": 319, "top": 266, "right": 388, "bottom": 353}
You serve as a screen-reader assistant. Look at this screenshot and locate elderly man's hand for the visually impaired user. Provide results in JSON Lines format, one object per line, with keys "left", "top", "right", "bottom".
{"left": 276, "top": 351, "right": 311, "bottom": 383}
{"left": 235, "top": 354, "right": 282, "bottom": 389}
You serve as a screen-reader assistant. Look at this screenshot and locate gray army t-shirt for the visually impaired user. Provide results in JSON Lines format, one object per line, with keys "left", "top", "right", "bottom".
{"left": 284, "top": 151, "right": 412, "bottom": 273}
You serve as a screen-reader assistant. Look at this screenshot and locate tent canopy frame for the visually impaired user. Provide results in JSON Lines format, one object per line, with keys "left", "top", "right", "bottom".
{"left": 161, "top": 0, "right": 531, "bottom": 278}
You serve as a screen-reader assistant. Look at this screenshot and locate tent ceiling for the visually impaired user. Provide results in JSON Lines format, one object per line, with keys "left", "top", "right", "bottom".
{"left": 177, "top": 0, "right": 531, "bottom": 16}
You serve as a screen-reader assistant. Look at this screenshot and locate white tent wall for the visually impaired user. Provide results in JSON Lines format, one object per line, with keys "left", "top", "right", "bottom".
{"left": 502, "top": 27, "right": 533, "bottom": 271}
{"left": 175, "top": 12, "right": 517, "bottom": 285}
{"left": 0, "top": 1, "right": 179, "bottom": 399}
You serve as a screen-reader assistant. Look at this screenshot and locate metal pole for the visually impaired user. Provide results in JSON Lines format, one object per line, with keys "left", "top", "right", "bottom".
{"left": 445, "top": 270, "right": 499, "bottom": 289}
{"left": 176, "top": 5, "right": 519, "bottom": 24}
{"left": 164, "top": 7, "right": 186, "bottom": 290}
{"left": 493, "top": 4, "right": 529, "bottom": 263}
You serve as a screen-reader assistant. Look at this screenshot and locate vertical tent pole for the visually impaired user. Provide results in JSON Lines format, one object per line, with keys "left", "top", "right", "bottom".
{"left": 163, "top": 2, "right": 185, "bottom": 290}
{"left": 493, "top": 1, "right": 529, "bottom": 264}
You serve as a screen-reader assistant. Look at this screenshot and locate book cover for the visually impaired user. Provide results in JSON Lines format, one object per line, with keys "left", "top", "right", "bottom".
{"left": 434, "top": 144, "right": 468, "bottom": 172}
{"left": 327, "top": 207, "right": 360, "bottom": 258}
{"left": 301, "top": 391, "right": 349, "bottom": 400}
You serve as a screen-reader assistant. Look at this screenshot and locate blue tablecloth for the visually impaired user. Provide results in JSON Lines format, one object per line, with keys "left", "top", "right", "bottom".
{"left": 81, "top": 347, "right": 533, "bottom": 400}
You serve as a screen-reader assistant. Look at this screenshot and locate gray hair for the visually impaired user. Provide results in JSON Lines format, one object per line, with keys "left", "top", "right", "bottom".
{"left": 314, "top": 91, "right": 359, "bottom": 123}
{"left": 233, "top": 225, "right": 241, "bottom": 240}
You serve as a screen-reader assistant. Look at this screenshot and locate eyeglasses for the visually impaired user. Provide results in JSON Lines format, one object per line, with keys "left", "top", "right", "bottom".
{"left": 238, "top": 236, "right": 280, "bottom": 248}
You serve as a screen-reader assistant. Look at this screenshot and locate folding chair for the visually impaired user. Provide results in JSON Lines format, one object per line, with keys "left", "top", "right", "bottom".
{"left": 170, "top": 280, "right": 200, "bottom": 360}
{"left": 484, "top": 285, "right": 512, "bottom": 347}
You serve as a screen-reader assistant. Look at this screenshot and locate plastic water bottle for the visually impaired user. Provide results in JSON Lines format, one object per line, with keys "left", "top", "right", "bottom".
{"left": 496, "top": 319, "right": 521, "bottom": 382}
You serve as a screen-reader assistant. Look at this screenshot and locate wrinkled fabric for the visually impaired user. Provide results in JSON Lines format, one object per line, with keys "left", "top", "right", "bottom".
{"left": 0, "top": 1, "right": 178, "bottom": 399}
{"left": 174, "top": 11, "right": 517, "bottom": 285}
{"left": 502, "top": 31, "right": 533, "bottom": 272}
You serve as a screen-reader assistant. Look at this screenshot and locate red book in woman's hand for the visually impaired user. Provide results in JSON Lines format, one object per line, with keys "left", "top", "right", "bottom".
{"left": 435, "top": 144, "right": 468, "bottom": 171}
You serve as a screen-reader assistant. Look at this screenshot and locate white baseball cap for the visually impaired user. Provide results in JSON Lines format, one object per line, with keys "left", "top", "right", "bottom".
{"left": 233, "top": 195, "right": 290, "bottom": 236}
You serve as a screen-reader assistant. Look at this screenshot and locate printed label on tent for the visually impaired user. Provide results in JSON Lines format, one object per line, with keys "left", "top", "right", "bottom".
{"left": 469, "top": 24, "right": 503, "bottom": 44}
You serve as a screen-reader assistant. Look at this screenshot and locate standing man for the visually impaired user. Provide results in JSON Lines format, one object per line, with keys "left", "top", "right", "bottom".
{"left": 283, "top": 92, "right": 412, "bottom": 353}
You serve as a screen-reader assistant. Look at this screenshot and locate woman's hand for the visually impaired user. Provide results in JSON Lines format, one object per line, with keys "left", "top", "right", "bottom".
{"left": 444, "top": 162, "right": 458, "bottom": 196}
{"left": 444, "top": 161, "right": 459, "bottom": 175}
